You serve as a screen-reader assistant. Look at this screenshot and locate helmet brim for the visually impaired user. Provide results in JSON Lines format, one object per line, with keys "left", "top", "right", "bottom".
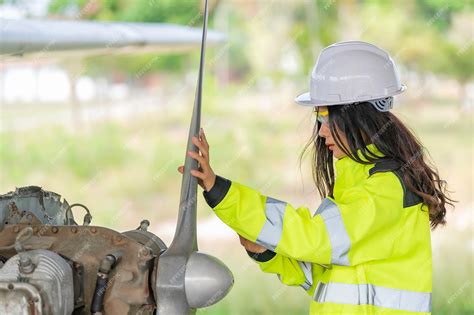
{"left": 294, "top": 92, "right": 324, "bottom": 106}
{"left": 294, "top": 84, "right": 407, "bottom": 107}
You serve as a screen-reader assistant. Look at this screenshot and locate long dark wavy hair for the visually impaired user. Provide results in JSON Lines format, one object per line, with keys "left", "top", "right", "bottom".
{"left": 298, "top": 101, "right": 455, "bottom": 230}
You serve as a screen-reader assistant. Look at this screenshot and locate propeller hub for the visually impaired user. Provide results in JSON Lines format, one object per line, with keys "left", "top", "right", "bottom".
{"left": 185, "top": 252, "right": 234, "bottom": 308}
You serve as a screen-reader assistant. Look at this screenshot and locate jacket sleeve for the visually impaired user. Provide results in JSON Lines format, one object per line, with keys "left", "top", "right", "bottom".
{"left": 202, "top": 175, "right": 325, "bottom": 294}
{"left": 204, "top": 172, "right": 405, "bottom": 267}
{"left": 244, "top": 249, "right": 326, "bottom": 296}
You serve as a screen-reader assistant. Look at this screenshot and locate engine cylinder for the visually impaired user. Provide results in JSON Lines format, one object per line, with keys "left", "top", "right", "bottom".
{"left": 0, "top": 249, "right": 74, "bottom": 315}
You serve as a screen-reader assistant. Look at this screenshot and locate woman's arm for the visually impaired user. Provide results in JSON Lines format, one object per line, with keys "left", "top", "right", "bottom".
{"left": 203, "top": 176, "right": 325, "bottom": 294}
{"left": 204, "top": 173, "right": 405, "bottom": 267}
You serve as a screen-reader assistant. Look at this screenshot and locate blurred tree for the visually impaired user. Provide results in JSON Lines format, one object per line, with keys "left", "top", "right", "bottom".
{"left": 438, "top": 42, "right": 473, "bottom": 107}
{"left": 47, "top": 0, "right": 222, "bottom": 128}
{"left": 356, "top": 0, "right": 473, "bottom": 106}
{"left": 434, "top": 11, "right": 474, "bottom": 107}
{"left": 291, "top": 0, "right": 339, "bottom": 72}
{"left": 49, "top": 0, "right": 213, "bottom": 23}
{"left": 49, "top": 0, "right": 125, "bottom": 20}
{"left": 214, "top": 5, "right": 251, "bottom": 81}
{"left": 46, "top": 0, "right": 473, "bottom": 102}
{"left": 48, "top": 0, "right": 214, "bottom": 76}
{"left": 415, "top": 0, "right": 472, "bottom": 31}
{"left": 402, "top": 3, "right": 473, "bottom": 106}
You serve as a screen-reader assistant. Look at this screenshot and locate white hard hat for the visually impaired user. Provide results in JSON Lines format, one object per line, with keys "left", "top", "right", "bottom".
{"left": 295, "top": 40, "right": 406, "bottom": 111}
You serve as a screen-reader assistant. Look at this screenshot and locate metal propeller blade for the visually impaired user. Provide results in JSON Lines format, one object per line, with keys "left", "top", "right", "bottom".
{"left": 154, "top": 1, "right": 233, "bottom": 313}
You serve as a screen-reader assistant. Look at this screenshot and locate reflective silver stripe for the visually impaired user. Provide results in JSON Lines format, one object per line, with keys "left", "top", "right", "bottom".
{"left": 318, "top": 198, "right": 351, "bottom": 266}
{"left": 276, "top": 261, "right": 313, "bottom": 291}
{"left": 298, "top": 261, "right": 313, "bottom": 290}
{"left": 313, "top": 197, "right": 335, "bottom": 216}
{"left": 256, "top": 196, "right": 286, "bottom": 251}
{"left": 313, "top": 282, "right": 432, "bottom": 313}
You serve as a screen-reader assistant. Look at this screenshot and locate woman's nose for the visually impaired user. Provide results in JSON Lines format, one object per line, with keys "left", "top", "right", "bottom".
{"left": 318, "top": 122, "right": 330, "bottom": 138}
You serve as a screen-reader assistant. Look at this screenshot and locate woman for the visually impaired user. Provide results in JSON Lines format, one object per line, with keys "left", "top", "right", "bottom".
{"left": 177, "top": 41, "right": 453, "bottom": 314}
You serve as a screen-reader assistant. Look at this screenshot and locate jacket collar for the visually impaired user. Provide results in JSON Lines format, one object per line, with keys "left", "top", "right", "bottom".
{"left": 335, "top": 143, "right": 385, "bottom": 169}
{"left": 333, "top": 143, "right": 386, "bottom": 194}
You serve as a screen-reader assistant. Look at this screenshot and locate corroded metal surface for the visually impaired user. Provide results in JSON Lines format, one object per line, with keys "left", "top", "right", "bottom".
{"left": 0, "top": 224, "right": 156, "bottom": 314}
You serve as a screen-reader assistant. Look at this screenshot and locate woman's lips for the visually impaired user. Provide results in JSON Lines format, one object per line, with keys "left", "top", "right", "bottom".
{"left": 327, "top": 144, "right": 334, "bottom": 150}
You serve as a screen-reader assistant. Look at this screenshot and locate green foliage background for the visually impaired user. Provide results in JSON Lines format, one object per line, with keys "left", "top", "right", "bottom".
{"left": 0, "top": 0, "right": 472, "bottom": 314}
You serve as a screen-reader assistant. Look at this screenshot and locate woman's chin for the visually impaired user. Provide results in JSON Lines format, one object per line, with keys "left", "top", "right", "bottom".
{"left": 333, "top": 151, "right": 346, "bottom": 159}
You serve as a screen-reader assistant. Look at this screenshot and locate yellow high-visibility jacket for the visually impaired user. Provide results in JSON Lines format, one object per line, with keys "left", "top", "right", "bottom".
{"left": 203, "top": 143, "right": 432, "bottom": 314}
